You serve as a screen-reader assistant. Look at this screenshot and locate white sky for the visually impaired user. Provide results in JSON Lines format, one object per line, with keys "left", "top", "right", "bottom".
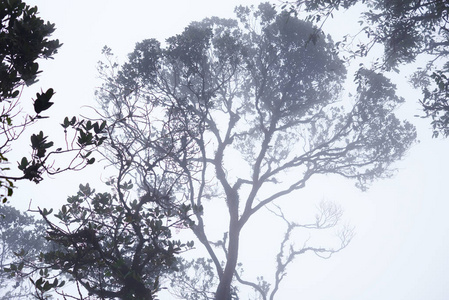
{"left": 9, "top": 1, "right": 449, "bottom": 299}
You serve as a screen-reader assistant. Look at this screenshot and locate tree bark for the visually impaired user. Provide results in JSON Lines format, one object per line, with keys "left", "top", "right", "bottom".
{"left": 214, "top": 217, "right": 240, "bottom": 300}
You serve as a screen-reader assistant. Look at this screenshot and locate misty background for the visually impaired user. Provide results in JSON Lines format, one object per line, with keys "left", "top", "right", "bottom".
{"left": 5, "top": 0, "right": 449, "bottom": 299}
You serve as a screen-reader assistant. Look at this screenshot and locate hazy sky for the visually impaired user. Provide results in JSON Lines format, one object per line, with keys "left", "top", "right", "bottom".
{"left": 11, "top": 1, "right": 449, "bottom": 299}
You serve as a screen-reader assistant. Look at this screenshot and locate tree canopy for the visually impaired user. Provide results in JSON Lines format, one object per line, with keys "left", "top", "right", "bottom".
{"left": 91, "top": 3, "right": 416, "bottom": 299}
{"left": 290, "top": 0, "right": 449, "bottom": 136}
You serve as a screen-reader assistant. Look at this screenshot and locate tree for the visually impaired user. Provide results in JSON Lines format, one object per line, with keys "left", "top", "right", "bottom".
{"left": 288, "top": 0, "right": 449, "bottom": 136}
{"left": 170, "top": 201, "right": 352, "bottom": 300}
{"left": 33, "top": 181, "right": 193, "bottom": 300}
{"left": 2, "top": 129, "right": 194, "bottom": 300}
{"left": 0, "top": 0, "right": 106, "bottom": 203}
{"left": 30, "top": 93, "right": 199, "bottom": 299}
{"left": 0, "top": 205, "right": 48, "bottom": 299}
{"left": 94, "top": 3, "right": 415, "bottom": 299}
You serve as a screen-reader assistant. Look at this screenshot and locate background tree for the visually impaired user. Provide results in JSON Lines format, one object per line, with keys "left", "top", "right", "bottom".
{"left": 0, "top": 0, "right": 106, "bottom": 203}
{"left": 287, "top": 0, "right": 449, "bottom": 136}
{"left": 0, "top": 204, "right": 48, "bottom": 299}
{"left": 169, "top": 257, "right": 218, "bottom": 300}
{"left": 95, "top": 3, "right": 416, "bottom": 299}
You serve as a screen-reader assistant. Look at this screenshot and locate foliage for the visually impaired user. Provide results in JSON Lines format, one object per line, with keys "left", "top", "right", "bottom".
{"left": 96, "top": 3, "right": 416, "bottom": 299}
{"left": 415, "top": 69, "right": 449, "bottom": 137}
{"left": 288, "top": 0, "right": 449, "bottom": 136}
{"left": 33, "top": 181, "right": 194, "bottom": 300}
{"left": 0, "top": 0, "right": 106, "bottom": 203}
{"left": 0, "top": 204, "right": 48, "bottom": 299}
{"left": 169, "top": 257, "right": 218, "bottom": 300}
{"left": 290, "top": 0, "right": 448, "bottom": 68}
{"left": 0, "top": 0, "right": 61, "bottom": 98}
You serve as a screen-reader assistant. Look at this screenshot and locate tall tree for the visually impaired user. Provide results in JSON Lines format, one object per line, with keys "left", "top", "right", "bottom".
{"left": 289, "top": 0, "right": 449, "bottom": 136}
{"left": 0, "top": 0, "right": 106, "bottom": 203}
{"left": 96, "top": 3, "right": 416, "bottom": 299}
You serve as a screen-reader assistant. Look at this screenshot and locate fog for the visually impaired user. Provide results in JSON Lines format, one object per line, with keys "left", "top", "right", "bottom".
{"left": 6, "top": 1, "right": 449, "bottom": 299}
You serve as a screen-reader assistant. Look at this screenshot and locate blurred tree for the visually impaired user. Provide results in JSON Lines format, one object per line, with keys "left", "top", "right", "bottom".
{"left": 236, "top": 201, "right": 352, "bottom": 300}
{"left": 0, "top": 0, "right": 106, "bottom": 203}
{"left": 0, "top": 205, "right": 47, "bottom": 299}
{"left": 95, "top": 3, "right": 416, "bottom": 299}
{"left": 287, "top": 0, "right": 449, "bottom": 136}
{"left": 169, "top": 257, "right": 218, "bottom": 300}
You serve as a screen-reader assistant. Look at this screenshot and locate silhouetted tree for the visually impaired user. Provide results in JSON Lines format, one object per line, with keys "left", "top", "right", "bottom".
{"left": 95, "top": 3, "right": 415, "bottom": 299}
{"left": 29, "top": 101, "right": 199, "bottom": 299}
{"left": 34, "top": 182, "right": 193, "bottom": 300}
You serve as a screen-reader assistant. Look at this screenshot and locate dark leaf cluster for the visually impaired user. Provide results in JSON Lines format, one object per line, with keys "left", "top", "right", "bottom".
{"left": 38, "top": 183, "right": 194, "bottom": 299}
{"left": 0, "top": 0, "right": 61, "bottom": 100}
{"left": 11, "top": 117, "right": 107, "bottom": 186}
{"left": 0, "top": 0, "right": 106, "bottom": 204}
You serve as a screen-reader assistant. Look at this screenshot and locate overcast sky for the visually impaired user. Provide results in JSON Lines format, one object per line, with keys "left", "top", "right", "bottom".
{"left": 11, "top": 1, "right": 449, "bottom": 299}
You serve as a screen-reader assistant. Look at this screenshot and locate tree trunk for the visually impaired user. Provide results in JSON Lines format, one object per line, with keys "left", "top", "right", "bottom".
{"left": 215, "top": 215, "right": 240, "bottom": 300}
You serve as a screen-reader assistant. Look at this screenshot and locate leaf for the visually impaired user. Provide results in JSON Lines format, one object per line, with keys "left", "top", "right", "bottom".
{"left": 18, "top": 157, "right": 28, "bottom": 170}
{"left": 61, "top": 117, "right": 70, "bottom": 128}
{"left": 33, "top": 88, "right": 55, "bottom": 114}
{"left": 42, "top": 208, "right": 53, "bottom": 216}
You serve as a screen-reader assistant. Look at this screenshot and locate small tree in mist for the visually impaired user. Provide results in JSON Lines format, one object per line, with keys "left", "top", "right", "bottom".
{"left": 240, "top": 201, "right": 353, "bottom": 300}
{"left": 94, "top": 3, "right": 415, "bottom": 299}
{"left": 0, "top": 205, "right": 48, "bottom": 299}
{"left": 170, "top": 201, "right": 352, "bottom": 300}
